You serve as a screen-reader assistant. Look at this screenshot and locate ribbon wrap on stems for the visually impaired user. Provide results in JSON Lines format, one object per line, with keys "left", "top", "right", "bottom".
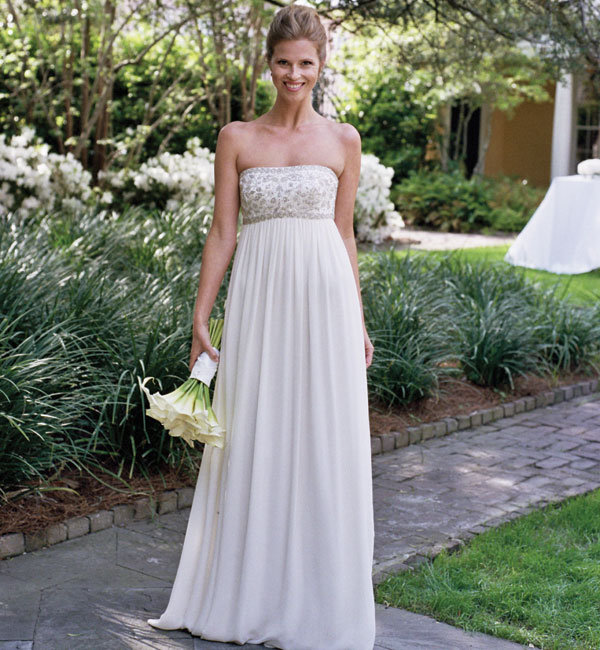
{"left": 190, "top": 347, "right": 220, "bottom": 385}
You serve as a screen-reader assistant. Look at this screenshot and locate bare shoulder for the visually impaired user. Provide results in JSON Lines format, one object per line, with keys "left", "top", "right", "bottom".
{"left": 215, "top": 121, "right": 255, "bottom": 169}
{"left": 217, "top": 120, "right": 248, "bottom": 146}
{"left": 335, "top": 121, "right": 361, "bottom": 150}
{"left": 318, "top": 116, "right": 360, "bottom": 142}
{"left": 328, "top": 121, "right": 360, "bottom": 178}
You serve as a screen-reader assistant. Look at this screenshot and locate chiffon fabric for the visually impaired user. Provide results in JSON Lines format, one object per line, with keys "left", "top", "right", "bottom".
{"left": 147, "top": 164, "right": 376, "bottom": 650}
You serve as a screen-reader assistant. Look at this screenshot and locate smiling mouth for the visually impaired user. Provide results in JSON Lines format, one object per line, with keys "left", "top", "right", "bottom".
{"left": 284, "top": 82, "right": 304, "bottom": 91}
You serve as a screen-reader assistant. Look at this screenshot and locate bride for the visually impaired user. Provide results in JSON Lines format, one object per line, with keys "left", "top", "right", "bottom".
{"left": 148, "top": 4, "right": 376, "bottom": 648}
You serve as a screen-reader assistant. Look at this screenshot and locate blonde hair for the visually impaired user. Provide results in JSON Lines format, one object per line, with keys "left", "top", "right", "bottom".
{"left": 265, "top": 4, "right": 327, "bottom": 66}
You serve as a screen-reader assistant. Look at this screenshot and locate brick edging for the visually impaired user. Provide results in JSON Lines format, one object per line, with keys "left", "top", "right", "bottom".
{"left": 0, "top": 486, "right": 195, "bottom": 560}
{"left": 370, "top": 379, "right": 600, "bottom": 456}
{"left": 2, "top": 378, "right": 599, "bottom": 561}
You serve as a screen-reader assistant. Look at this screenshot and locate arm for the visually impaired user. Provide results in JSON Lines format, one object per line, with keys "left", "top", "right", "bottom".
{"left": 333, "top": 123, "right": 374, "bottom": 368}
{"left": 189, "top": 122, "right": 242, "bottom": 370}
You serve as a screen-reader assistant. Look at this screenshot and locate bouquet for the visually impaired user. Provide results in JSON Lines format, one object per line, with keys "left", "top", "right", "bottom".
{"left": 138, "top": 318, "right": 226, "bottom": 449}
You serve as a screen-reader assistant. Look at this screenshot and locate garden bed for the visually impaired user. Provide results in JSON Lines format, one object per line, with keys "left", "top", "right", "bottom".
{"left": 369, "top": 369, "right": 596, "bottom": 435}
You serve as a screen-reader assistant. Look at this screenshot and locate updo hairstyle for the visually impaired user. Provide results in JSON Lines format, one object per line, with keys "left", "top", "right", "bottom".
{"left": 265, "top": 4, "right": 328, "bottom": 67}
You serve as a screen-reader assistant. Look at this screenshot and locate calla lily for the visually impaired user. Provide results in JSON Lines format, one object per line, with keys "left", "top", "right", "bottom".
{"left": 138, "top": 318, "right": 226, "bottom": 449}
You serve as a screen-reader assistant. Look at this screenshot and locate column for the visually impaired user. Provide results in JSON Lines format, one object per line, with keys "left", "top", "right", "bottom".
{"left": 551, "top": 73, "right": 575, "bottom": 179}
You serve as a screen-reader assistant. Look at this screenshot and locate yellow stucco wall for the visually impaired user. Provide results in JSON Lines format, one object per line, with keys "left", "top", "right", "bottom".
{"left": 484, "top": 83, "right": 555, "bottom": 189}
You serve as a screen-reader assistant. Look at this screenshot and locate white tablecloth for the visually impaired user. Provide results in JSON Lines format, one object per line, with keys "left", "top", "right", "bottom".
{"left": 504, "top": 175, "right": 600, "bottom": 274}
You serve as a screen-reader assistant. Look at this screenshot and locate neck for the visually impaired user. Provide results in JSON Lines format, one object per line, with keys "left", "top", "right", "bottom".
{"left": 265, "top": 95, "right": 320, "bottom": 130}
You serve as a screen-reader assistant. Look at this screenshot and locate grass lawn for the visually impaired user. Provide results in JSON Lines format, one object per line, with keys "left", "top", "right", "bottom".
{"left": 409, "top": 245, "right": 600, "bottom": 306}
{"left": 375, "top": 489, "right": 600, "bottom": 650}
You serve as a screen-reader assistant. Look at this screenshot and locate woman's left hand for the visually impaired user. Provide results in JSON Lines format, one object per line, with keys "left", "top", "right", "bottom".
{"left": 364, "top": 328, "right": 374, "bottom": 369}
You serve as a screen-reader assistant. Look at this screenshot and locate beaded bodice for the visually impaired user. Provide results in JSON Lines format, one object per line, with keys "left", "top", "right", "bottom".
{"left": 239, "top": 164, "right": 339, "bottom": 225}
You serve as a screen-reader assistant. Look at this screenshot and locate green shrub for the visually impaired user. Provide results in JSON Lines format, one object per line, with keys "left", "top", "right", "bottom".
{"left": 338, "top": 74, "right": 436, "bottom": 182}
{"left": 452, "top": 297, "right": 542, "bottom": 388}
{"left": 536, "top": 291, "right": 600, "bottom": 372}
{"left": 485, "top": 175, "right": 547, "bottom": 233}
{"left": 0, "top": 205, "right": 229, "bottom": 490}
{"left": 440, "top": 258, "right": 544, "bottom": 388}
{"left": 360, "top": 252, "right": 453, "bottom": 405}
{"left": 392, "top": 169, "right": 546, "bottom": 233}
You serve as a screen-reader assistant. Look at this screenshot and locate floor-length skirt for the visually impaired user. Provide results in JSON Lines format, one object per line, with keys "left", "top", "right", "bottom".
{"left": 148, "top": 215, "right": 376, "bottom": 650}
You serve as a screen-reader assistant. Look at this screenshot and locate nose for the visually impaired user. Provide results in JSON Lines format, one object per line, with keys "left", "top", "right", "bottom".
{"left": 286, "top": 64, "right": 302, "bottom": 78}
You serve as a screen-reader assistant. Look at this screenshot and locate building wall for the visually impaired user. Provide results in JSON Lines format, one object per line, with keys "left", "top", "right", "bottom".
{"left": 484, "top": 82, "right": 555, "bottom": 189}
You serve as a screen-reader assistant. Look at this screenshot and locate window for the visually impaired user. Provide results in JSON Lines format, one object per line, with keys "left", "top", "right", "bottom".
{"left": 575, "top": 72, "right": 600, "bottom": 163}
{"left": 576, "top": 103, "right": 600, "bottom": 161}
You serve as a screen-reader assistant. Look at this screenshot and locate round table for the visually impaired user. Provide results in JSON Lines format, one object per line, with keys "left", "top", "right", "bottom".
{"left": 505, "top": 175, "right": 600, "bottom": 274}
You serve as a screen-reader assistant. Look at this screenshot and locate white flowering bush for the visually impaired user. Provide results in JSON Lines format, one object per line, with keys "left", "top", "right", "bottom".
{"left": 2, "top": 128, "right": 402, "bottom": 245}
{"left": 355, "top": 154, "right": 404, "bottom": 244}
{"left": 100, "top": 137, "right": 215, "bottom": 210}
{"left": 0, "top": 127, "right": 93, "bottom": 216}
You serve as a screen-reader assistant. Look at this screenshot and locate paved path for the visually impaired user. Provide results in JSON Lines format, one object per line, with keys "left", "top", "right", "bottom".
{"left": 372, "top": 392, "right": 600, "bottom": 580}
{"left": 358, "top": 227, "right": 516, "bottom": 252}
{"left": 2, "top": 394, "right": 599, "bottom": 649}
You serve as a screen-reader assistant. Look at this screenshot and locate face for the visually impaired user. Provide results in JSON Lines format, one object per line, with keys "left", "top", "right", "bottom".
{"left": 268, "top": 39, "right": 323, "bottom": 99}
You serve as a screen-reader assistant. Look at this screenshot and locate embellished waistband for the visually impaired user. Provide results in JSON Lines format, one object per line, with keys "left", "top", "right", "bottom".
{"left": 242, "top": 213, "right": 335, "bottom": 225}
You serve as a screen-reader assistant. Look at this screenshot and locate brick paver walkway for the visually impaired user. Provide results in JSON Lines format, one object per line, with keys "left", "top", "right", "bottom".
{"left": 372, "top": 392, "right": 600, "bottom": 582}
{"left": 2, "top": 394, "right": 599, "bottom": 648}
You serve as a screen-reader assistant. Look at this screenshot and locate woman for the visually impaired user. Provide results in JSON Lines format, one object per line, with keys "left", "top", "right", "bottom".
{"left": 148, "top": 4, "right": 376, "bottom": 649}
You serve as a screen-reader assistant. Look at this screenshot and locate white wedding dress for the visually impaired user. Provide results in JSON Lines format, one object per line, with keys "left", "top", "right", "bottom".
{"left": 147, "top": 164, "right": 376, "bottom": 650}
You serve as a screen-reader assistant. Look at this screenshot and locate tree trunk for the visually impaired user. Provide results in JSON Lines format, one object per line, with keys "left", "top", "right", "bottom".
{"left": 473, "top": 104, "right": 492, "bottom": 176}
{"left": 80, "top": 11, "right": 91, "bottom": 168}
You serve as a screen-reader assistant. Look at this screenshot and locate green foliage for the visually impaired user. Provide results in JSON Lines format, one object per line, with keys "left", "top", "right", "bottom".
{"left": 483, "top": 175, "right": 548, "bottom": 233}
{"left": 360, "top": 253, "right": 453, "bottom": 405}
{"left": 0, "top": 0, "right": 274, "bottom": 173}
{"left": 537, "top": 291, "right": 600, "bottom": 372}
{"left": 441, "top": 260, "right": 544, "bottom": 388}
{"left": 361, "top": 251, "right": 599, "bottom": 404}
{"left": 332, "top": 0, "right": 600, "bottom": 78}
{"left": 418, "top": 245, "right": 600, "bottom": 307}
{"left": 0, "top": 205, "right": 229, "bottom": 490}
{"left": 392, "top": 169, "right": 546, "bottom": 233}
{"left": 336, "top": 72, "right": 436, "bottom": 181}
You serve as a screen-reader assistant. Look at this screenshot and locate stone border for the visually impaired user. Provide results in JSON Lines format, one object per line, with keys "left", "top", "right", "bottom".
{"left": 370, "top": 379, "right": 599, "bottom": 456}
{"left": 0, "top": 487, "right": 195, "bottom": 561}
{"left": 1, "top": 378, "right": 598, "bottom": 561}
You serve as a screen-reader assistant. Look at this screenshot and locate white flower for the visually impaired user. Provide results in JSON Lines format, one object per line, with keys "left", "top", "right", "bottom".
{"left": 354, "top": 153, "right": 404, "bottom": 243}
{"left": 21, "top": 196, "right": 40, "bottom": 210}
{"left": 0, "top": 127, "right": 96, "bottom": 216}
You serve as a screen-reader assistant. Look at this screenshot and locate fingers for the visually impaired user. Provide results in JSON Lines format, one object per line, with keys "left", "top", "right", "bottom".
{"left": 189, "top": 340, "right": 220, "bottom": 372}
{"left": 365, "top": 343, "right": 374, "bottom": 369}
{"left": 207, "top": 346, "right": 220, "bottom": 363}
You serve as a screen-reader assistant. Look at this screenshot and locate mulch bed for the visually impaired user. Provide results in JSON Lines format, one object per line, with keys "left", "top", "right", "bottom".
{"left": 368, "top": 370, "right": 595, "bottom": 435}
{"left": 1, "top": 370, "right": 596, "bottom": 538}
